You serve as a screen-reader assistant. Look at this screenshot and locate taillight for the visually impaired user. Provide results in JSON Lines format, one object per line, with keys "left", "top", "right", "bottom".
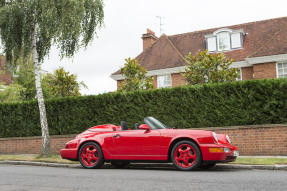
{"left": 65, "top": 140, "right": 78, "bottom": 149}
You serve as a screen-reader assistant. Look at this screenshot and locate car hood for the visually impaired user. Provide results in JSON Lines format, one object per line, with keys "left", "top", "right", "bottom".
{"left": 161, "top": 129, "right": 230, "bottom": 144}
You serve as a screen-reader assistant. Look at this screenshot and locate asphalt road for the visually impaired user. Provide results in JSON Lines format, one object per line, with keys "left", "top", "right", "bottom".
{"left": 0, "top": 164, "right": 287, "bottom": 191}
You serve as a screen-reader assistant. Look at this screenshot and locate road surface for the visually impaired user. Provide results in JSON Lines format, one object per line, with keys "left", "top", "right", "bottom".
{"left": 0, "top": 164, "right": 286, "bottom": 191}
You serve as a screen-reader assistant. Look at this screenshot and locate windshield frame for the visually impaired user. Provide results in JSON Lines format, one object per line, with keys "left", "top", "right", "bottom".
{"left": 144, "top": 116, "right": 167, "bottom": 130}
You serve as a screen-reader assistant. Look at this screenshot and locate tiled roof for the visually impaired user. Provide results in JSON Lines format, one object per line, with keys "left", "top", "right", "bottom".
{"left": 113, "top": 16, "right": 287, "bottom": 75}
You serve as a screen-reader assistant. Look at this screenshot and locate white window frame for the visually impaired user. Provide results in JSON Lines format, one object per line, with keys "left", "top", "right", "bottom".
{"left": 276, "top": 62, "right": 287, "bottom": 78}
{"left": 207, "top": 37, "right": 217, "bottom": 52}
{"left": 206, "top": 29, "right": 244, "bottom": 53}
{"left": 217, "top": 32, "right": 231, "bottom": 51}
{"left": 157, "top": 74, "right": 172, "bottom": 88}
{"left": 231, "top": 33, "right": 242, "bottom": 49}
{"left": 236, "top": 68, "right": 242, "bottom": 81}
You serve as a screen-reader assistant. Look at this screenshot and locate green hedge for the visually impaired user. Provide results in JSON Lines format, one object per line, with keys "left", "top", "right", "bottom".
{"left": 1, "top": 78, "right": 287, "bottom": 138}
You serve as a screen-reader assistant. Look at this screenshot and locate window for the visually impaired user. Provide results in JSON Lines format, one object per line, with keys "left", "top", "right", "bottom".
{"left": 217, "top": 32, "right": 231, "bottom": 51}
{"left": 157, "top": 75, "right": 172, "bottom": 88}
{"left": 236, "top": 68, "right": 242, "bottom": 81}
{"left": 231, "top": 33, "right": 242, "bottom": 49}
{"left": 206, "top": 29, "right": 243, "bottom": 52}
{"left": 277, "top": 62, "right": 287, "bottom": 78}
{"left": 207, "top": 37, "right": 217, "bottom": 52}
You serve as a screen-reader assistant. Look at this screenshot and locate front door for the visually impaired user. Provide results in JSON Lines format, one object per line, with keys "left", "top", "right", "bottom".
{"left": 109, "top": 129, "right": 163, "bottom": 159}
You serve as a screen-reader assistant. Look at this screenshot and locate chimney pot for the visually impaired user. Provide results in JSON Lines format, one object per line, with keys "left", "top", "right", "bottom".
{"left": 142, "top": 28, "right": 157, "bottom": 51}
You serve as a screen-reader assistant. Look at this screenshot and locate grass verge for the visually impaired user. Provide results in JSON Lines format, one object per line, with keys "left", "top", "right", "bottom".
{"left": 0, "top": 154, "right": 77, "bottom": 164}
{"left": 232, "top": 158, "right": 287, "bottom": 165}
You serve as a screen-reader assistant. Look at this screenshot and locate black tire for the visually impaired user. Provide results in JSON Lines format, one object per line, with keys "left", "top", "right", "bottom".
{"left": 111, "top": 161, "right": 130, "bottom": 168}
{"left": 171, "top": 140, "right": 202, "bottom": 171}
{"left": 199, "top": 162, "right": 216, "bottom": 169}
{"left": 78, "top": 142, "right": 104, "bottom": 169}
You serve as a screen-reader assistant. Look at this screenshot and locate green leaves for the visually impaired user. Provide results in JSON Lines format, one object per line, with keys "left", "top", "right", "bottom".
{"left": 119, "top": 58, "right": 154, "bottom": 92}
{"left": 0, "top": 0, "right": 104, "bottom": 66}
{"left": 183, "top": 50, "right": 239, "bottom": 85}
{"left": 2, "top": 60, "right": 86, "bottom": 101}
{"left": 1, "top": 78, "right": 287, "bottom": 138}
{"left": 42, "top": 67, "right": 87, "bottom": 98}
{"left": 0, "top": 83, "right": 26, "bottom": 103}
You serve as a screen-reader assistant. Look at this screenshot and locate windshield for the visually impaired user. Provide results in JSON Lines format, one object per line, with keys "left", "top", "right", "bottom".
{"left": 144, "top": 116, "right": 167, "bottom": 130}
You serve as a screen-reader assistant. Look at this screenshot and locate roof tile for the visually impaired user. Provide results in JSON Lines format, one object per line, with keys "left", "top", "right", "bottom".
{"left": 112, "top": 16, "right": 287, "bottom": 75}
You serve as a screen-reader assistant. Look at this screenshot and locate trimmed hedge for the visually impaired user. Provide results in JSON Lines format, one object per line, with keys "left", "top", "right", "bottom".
{"left": 1, "top": 78, "right": 287, "bottom": 138}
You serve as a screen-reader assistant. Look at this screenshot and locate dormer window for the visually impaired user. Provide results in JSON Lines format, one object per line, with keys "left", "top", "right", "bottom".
{"left": 206, "top": 28, "right": 244, "bottom": 52}
{"left": 217, "top": 32, "right": 231, "bottom": 51}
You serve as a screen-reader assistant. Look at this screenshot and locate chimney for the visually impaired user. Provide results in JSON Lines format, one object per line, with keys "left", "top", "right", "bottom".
{"left": 142, "top": 28, "right": 157, "bottom": 51}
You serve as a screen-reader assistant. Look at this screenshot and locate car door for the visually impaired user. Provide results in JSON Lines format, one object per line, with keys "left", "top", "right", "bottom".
{"left": 109, "top": 129, "right": 163, "bottom": 157}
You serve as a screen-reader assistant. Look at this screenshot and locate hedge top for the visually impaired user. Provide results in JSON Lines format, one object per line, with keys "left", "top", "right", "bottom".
{"left": 1, "top": 78, "right": 287, "bottom": 138}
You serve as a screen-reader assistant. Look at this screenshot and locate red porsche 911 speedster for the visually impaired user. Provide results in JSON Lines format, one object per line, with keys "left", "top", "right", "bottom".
{"left": 60, "top": 116, "right": 239, "bottom": 171}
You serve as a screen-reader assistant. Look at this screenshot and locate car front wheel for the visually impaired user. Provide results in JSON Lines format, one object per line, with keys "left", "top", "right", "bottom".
{"left": 78, "top": 142, "right": 104, "bottom": 169}
{"left": 171, "top": 140, "right": 202, "bottom": 171}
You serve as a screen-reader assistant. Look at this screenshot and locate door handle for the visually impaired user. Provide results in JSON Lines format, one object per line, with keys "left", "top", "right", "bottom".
{"left": 113, "top": 134, "right": 120, "bottom": 138}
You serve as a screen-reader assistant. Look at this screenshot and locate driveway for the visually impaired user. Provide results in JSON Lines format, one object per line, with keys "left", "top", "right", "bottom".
{"left": 0, "top": 164, "right": 286, "bottom": 191}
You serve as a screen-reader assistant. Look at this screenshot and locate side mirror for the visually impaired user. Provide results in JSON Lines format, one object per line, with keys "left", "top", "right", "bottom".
{"left": 138, "top": 124, "right": 151, "bottom": 131}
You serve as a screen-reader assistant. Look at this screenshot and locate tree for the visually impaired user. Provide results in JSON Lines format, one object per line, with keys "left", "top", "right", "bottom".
{"left": 0, "top": 0, "right": 104, "bottom": 155}
{"left": 183, "top": 50, "right": 239, "bottom": 85}
{"left": 13, "top": 57, "right": 37, "bottom": 100}
{"left": 0, "top": 83, "right": 25, "bottom": 102}
{"left": 42, "top": 67, "right": 87, "bottom": 98}
{"left": 14, "top": 59, "right": 85, "bottom": 99}
{"left": 119, "top": 58, "right": 154, "bottom": 92}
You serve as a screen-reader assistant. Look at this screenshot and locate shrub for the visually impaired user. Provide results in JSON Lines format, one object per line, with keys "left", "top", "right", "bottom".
{"left": 0, "top": 78, "right": 287, "bottom": 138}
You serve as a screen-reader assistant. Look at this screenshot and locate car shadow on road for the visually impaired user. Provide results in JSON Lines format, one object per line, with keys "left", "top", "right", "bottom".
{"left": 92, "top": 163, "right": 244, "bottom": 172}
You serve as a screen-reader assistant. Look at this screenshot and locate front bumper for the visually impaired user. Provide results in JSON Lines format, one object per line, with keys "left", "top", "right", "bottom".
{"left": 60, "top": 148, "right": 78, "bottom": 161}
{"left": 200, "top": 144, "right": 239, "bottom": 162}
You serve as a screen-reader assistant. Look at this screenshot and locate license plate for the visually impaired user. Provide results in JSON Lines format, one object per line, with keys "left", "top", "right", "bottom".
{"left": 234, "top": 150, "right": 239, "bottom": 156}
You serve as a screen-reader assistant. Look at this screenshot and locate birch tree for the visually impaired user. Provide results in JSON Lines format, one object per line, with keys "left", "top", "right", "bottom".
{"left": 0, "top": 0, "right": 104, "bottom": 155}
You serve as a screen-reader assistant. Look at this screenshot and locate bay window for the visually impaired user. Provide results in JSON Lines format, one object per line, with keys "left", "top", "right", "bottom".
{"left": 157, "top": 75, "right": 172, "bottom": 88}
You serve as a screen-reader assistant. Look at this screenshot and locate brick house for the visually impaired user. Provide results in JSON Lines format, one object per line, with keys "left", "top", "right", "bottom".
{"left": 111, "top": 17, "right": 287, "bottom": 89}
{"left": 0, "top": 56, "right": 13, "bottom": 87}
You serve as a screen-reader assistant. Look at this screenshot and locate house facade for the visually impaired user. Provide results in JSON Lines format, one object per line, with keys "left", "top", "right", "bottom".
{"left": 111, "top": 17, "right": 287, "bottom": 89}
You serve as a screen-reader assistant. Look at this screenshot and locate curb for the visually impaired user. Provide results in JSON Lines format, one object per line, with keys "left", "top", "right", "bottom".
{"left": 216, "top": 164, "right": 287, "bottom": 171}
{"left": 0, "top": 161, "right": 287, "bottom": 170}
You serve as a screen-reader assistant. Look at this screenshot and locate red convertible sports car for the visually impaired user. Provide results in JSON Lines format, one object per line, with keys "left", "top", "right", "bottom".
{"left": 60, "top": 117, "right": 238, "bottom": 171}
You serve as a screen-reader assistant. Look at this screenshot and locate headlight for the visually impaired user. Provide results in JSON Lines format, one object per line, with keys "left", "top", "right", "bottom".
{"left": 226, "top": 135, "right": 231, "bottom": 144}
{"left": 212, "top": 132, "right": 218, "bottom": 143}
{"left": 224, "top": 148, "right": 230, "bottom": 153}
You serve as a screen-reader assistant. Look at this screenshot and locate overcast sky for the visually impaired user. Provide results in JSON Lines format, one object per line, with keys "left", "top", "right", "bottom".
{"left": 42, "top": 0, "right": 287, "bottom": 95}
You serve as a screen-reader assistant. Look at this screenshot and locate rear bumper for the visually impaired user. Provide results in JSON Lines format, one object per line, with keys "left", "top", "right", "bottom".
{"left": 200, "top": 144, "right": 238, "bottom": 162}
{"left": 60, "top": 148, "right": 78, "bottom": 161}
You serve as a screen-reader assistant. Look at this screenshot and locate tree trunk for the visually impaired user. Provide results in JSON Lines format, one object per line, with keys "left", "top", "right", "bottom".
{"left": 32, "top": 26, "right": 50, "bottom": 156}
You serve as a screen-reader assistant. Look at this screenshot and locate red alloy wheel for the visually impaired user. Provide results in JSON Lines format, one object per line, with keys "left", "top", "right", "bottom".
{"left": 171, "top": 140, "right": 202, "bottom": 171}
{"left": 174, "top": 144, "right": 197, "bottom": 168}
{"left": 81, "top": 145, "right": 99, "bottom": 167}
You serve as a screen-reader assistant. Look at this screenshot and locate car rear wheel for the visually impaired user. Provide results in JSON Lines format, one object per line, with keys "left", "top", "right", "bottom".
{"left": 111, "top": 161, "right": 130, "bottom": 168}
{"left": 171, "top": 140, "right": 202, "bottom": 171}
{"left": 78, "top": 142, "right": 104, "bottom": 169}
